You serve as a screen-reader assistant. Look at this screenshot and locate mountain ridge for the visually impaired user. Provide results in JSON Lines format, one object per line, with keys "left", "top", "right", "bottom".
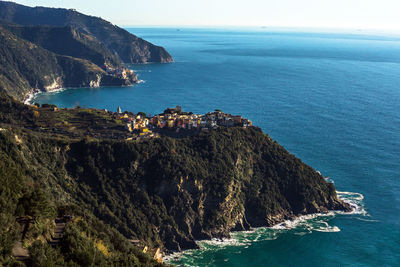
{"left": 0, "top": 1, "right": 173, "bottom": 63}
{"left": 0, "top": 25, "right": 137, "bottom": 101}
{"left": 0, "top": 1, "right": 173, "bottom": 102}
{"left": 3, "top": 23, "right": 123, "bottom": 68}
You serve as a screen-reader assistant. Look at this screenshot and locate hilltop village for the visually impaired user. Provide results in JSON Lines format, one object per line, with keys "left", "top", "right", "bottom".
{"left": 116, "top": 105, "right": 253, "bottom": 140}
{"left": 3, "top": 98, "right": 253, "bottom": 141}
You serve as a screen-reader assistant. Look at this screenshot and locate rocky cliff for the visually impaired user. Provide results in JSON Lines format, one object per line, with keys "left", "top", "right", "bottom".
{"left": 0, "top": 1, "right": 173, "bottom": 63}
{"left": 0, "top": 26, "right": 137, "bottom": 101}
{"left": 0, "top": 1, "right": 173, "bottom": 102}
{"left": 64, "top": 127, "right": 350, "bottom": 251}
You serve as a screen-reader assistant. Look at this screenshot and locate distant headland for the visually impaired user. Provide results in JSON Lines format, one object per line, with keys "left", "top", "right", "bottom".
{"left": 0, "top": 1, "right": 173, "bottom": 102}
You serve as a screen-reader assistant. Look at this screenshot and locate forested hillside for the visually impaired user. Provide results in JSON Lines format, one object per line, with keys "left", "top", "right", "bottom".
{"left": 0, "top": 1, "right": 172, "bottom": 102}
{"left": 0, "top": 26, "right": 137, "bottom": 101}
{"left": 0, "top": 93, "right": 350, "bottom": 265}
{"left": 0, "top": 1, "right": 173, "bottom": 63}
{"left": 4, "top": 24, "right": 123, "bottom": 68}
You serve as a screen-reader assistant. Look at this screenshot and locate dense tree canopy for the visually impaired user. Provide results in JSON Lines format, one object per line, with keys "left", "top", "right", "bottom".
{"left": 0, "top": 92, "right": 349, "bottom": 265}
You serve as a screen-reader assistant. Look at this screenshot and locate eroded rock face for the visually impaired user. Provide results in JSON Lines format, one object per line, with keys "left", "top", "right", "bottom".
{"left": 44, "top": 77, "right": 63, "bottom": 91}
{"left": 89, "top": 75, "right": 101, "bottom": 88}
{"left": 64, "top": 127, "right": 351, "bottom": 251}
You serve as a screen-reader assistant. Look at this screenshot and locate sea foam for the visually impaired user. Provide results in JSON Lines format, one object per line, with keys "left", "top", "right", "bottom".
{"left": 165, "top": 190, "right": 368, "bottom": 264}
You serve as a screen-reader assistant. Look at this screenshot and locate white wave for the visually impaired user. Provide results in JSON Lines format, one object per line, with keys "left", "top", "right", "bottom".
{"left": 231, "top": 228, "right": 279, "bottom": 244}
{"left": 165, "top": 190, "right": 368, "bottom": 264}
{"left": 199, "top": 237, "right": 246, "bottom": 248}
{"left": 43, "top": 88, "right": 68, "bottom": 95}
{"left": 315, "top": 226, "right": 341, "bottom": 232}
{"left": 313, "top": 221, "right": 341, "bottom": 232}
{"left": 24, "top": 87, "right": 74, "bottom": 105}
{"left": 337, "top": 191, "right": 368, "bottom": 216}
{"left": 24, "top": 93, "right": 34, "bottom": 105}
{"left": 137, "top": 79, "right": 146, "bottom": 84}
{"left": 271, "top": 212, "right": 335, "bottom": 230}
{"left": 355, "top": 217, "right": 379, "bottom": 222}
{"left": 163, "top": 251, "right": 194, "bottom": 265}
{"left": 294, "top": 231, "right": 311, "bottom": 236}
{"left": 337, "top": 191, "right": 364, "bottom": 200}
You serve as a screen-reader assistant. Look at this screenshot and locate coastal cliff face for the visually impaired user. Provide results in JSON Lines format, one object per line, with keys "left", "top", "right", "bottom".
{"left": 0, "top": 1, "right": 173, "bottom": 64}
{"left": 0, "top": 1, "right": 172, "bottom": 102}
{"left": 103, "top": 26, "right": 173, "bottom": 63}
{"left": 0, "top": 126, "right": 349, "bottom": 252}
{"left": 0, "top": 26, "right": 137, "bottom": 101}
{"left": 64, "top": 127, "right": 349, "bottom": 251}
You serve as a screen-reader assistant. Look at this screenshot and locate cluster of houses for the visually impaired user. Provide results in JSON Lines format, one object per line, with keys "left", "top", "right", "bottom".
{"left": 103, "top": 64, "right": 134, "bottom": 80}
{"left": 116, "top": 105, "right": 252, "bottom": 139}
{"left": 151, "top": 106, "right": 252, "bottom": 130}
{"left": 115, "top": 107, "right": 156, "bottom": 139}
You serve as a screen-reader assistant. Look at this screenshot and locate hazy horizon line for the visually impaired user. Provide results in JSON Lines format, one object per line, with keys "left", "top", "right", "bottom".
{"left": 120, "top": 25, "right": 400, "bottom": 35}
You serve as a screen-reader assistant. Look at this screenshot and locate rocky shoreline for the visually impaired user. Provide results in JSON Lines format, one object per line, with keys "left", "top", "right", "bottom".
{"left": 164, "top": 194, "right": 355, "bottom": 260}
{"left": 164, "top": 194, "right": 352, "bottom": 252}
{"left": 23, "top": 72, "right": 139, "bottom": 105}
{"left": 0, "top": 1, "right": 171, "bottom": 103}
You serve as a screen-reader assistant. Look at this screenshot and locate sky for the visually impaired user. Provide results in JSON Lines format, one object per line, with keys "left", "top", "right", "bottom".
{"left": 7, "top": 0, "right": 400, "bottom": 30}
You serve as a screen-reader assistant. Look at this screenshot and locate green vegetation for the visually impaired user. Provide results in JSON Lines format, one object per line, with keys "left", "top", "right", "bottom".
{"left": 5, "top": 24, "right": 122, "bottom": 69}
{"left": 0, "top": 125, "right": 165, "bottom": 265}
{"left": 0, "top": 92, "right": 130, "bottom": 139}
{"left": 0, "top": 1, "right": 173, "bottom": 64}
{"left": 0, "top": 0, "right": 171, "bottom": 102}
{"left": 0, "top": 92, "right": 349, "bottom": 265}
{"left": 0, "top": 25, "right": 136, "bottom": 102}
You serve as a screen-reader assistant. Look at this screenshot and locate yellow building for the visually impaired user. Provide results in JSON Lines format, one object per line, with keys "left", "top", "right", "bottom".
{"left": 168, "top": 119, "right": 174, "bottom": 128}
{"left": 125, "top": 123, "right": 133, "bottom": 132}
{"left": 153, "top": 248, "right": 163, "bottom": 263}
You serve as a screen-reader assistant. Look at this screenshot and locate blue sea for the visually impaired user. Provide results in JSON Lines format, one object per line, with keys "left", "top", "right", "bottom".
{"left": 33, "top": 28, "right": 400, "bottom": 266}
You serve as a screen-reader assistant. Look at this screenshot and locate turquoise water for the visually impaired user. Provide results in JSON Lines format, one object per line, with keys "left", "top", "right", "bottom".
{"left": 33, "top": 28, "right": 400, "bottom": 266}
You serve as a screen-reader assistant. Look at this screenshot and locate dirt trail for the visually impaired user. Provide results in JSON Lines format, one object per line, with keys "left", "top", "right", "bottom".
{"left": 49, "top": 218, "right": 66, "bottom": 246}
{"left": 12, "top": 241, "right": 29, "bottom": 261}
{"left": 12, "top": 218, "right": 67, "bottom": 261}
